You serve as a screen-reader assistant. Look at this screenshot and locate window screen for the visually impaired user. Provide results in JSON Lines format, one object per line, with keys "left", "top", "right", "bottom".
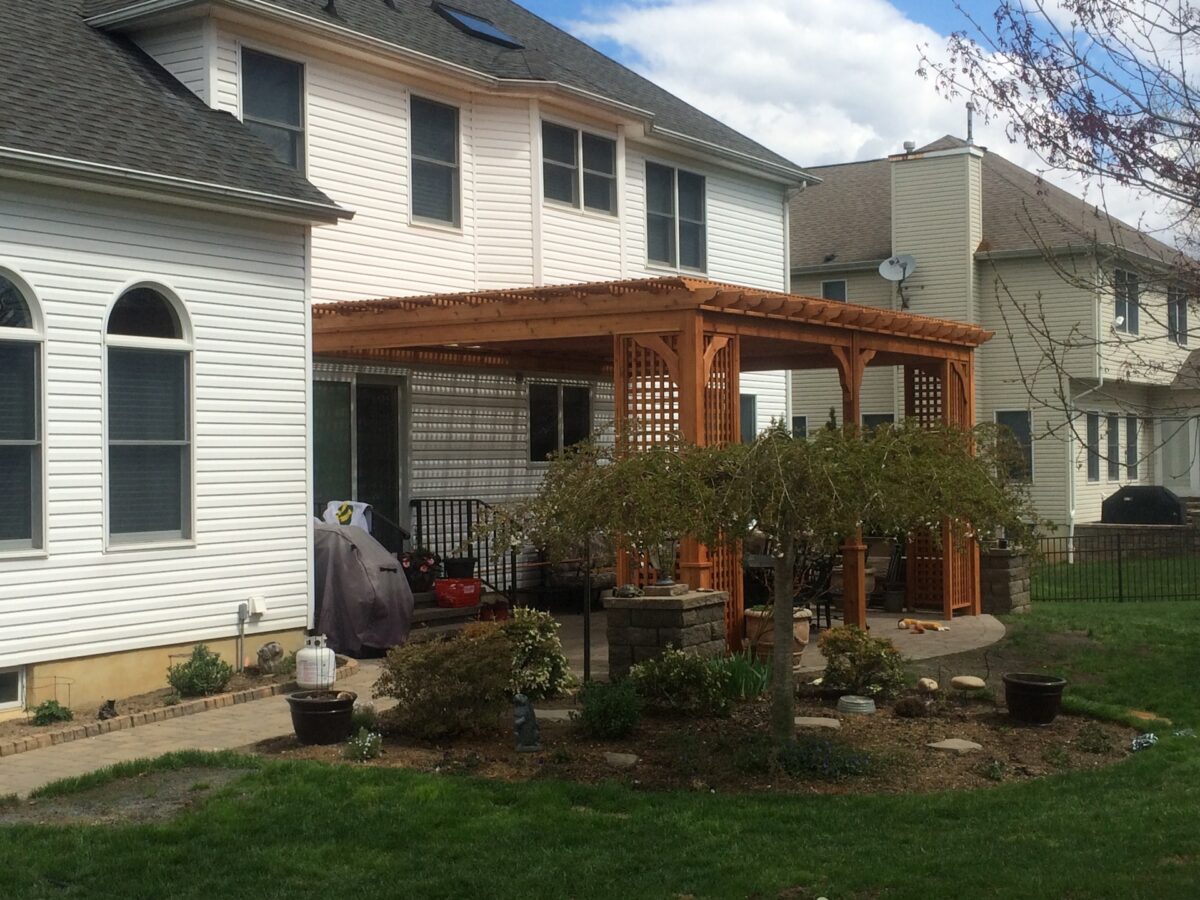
{"left": 0, "top": 669, "right": 20, "bottom": 706}
{"left": 242, "top": 49, "right": 305, "bottom": 169}
{"left": 646, "top": 162, "right": 676, "bottom": 265}
{"left": 411, "top": 96, "right": 460, "bottom": 224}
{"left": 0, "top": 276, "right": 32, "bottom": 328}
{"left": 529, "top": 383, "right": 559, "bottom": 462}
{"left": 314, "top": 381, "right": 353, "bottom": 511}
{"left": 108, "top": 348, "right": 188, "bottom": 539}
{"left": 542, "top": 122, "right": 578, "bottom": 206}
{"left": 1126, "top": 415, "right": 1140, "bottom": 479}
{"left": 1107, "top": 414, "right": 1121, "bottom": 480}
{"left": 1169, "top": 286, "right": 1188, "bottom": 346}
{"left": 582, "top": 133, "right": 616, "bottom": 212}
{"left": 821, "top": 280, "right": 847, "bottom": 302}
{"left": 0, "top": 341, "right": 38, "bottom": 548}
{"left": 740, "top": 394, "right": 757, "bottom": 444}
{"left": 1115, "top": 269, "right": 1139, "bottom": 334}
{"left": 677, "top": 170, "right": 706, "bottom": 270}
{"left": 1086, "top": 413, "right": 1100, "bottom": 482}
{"left": 791, "top": 416, "right": 808, "bottom": 439}
{"left": 562, "top": 386, "right": 591, "bottom": 448}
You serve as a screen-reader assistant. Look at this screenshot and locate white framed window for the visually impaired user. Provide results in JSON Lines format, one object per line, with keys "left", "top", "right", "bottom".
{"left": 1106, "top": 413, "right": 1121, "bottom": 480}
{"left": 739, "top": 394, "right": 757, "bottom": 444}
{"left": 791, "top": 415, "right": 808, "bottom": 439}
{"left": 1126, "top": 415, "right": 1140, "bottom": 479}
{"left": 1114, "top": 269, "right": 1139, "bottom": 334}
{"left": 0, "top": 666, "right": 24, "bottom": 711}
{"left": 0, "top": 270, "right": 43, "bottom": 554}
{"left": 862, "top": 413, "right": 895, "bottom": 434}
{"left": 995, "top": 410, "right": 1033, "bottom": 482}
{"left": 241, "top": 48, "right": 305, "bottom": 170}
{"left": 646, "top": 161, "right": 706, "bottom": 271}
{"left": 410, "top": 95, "right": 461, "bottom": 226}
{"left": 821, "top": 280, "right": 848, "bottom": 302}
{"left": 106, "top": 286, "right": 193, "bottom": 545}
{"left": 541, "top": 122, "right": 617, "bottom": 214}
{"left": 1168, "top": 286, "right": 1188, "bottom": 346}
{"left": 529, "top": 382, "right": 591, "bottom": 462}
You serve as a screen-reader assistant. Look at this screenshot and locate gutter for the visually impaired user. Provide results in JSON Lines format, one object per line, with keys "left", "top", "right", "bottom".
{"left": 0, "top": 146, "right": 351, "bottom": 224}
{"left": 791, "top": 259, "right": 887, "bottom": 277}
{"left": 87, "top": 0, "right": 814, "bottom": 185}
{"left": 1066, "top": 273, "right": 1106, "bottom": 551}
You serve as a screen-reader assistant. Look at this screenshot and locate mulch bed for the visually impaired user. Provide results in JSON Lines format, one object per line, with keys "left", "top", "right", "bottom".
{"left": 252, "top": 692, "right": 1134, "bottom": 795}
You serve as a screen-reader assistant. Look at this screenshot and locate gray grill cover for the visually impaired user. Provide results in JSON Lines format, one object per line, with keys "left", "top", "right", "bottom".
{"left": 314, "top": 523, "right": 414, "bottom": 655}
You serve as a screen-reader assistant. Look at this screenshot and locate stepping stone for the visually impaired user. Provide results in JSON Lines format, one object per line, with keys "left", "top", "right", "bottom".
{"left": 917, "top": 677, "right": 939, "bottom": 694}
{"left": 794, "top": 716, "right": 841, "bottom": 730}
{"left": 928, "top": 738, "right": 982, "bottom": 754}
{"left": 604, "top": 752, "right": 639, "bottom": 769}
{"left": 537, "top": 708, "right": 573, "bottom": 722}
{"left": 951, "top": 676, "right": 987, "bottom": 691}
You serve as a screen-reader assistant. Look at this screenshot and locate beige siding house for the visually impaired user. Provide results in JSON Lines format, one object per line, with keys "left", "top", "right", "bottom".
{"left": 791, "top": 136, "right": 1193, "bottom": 535}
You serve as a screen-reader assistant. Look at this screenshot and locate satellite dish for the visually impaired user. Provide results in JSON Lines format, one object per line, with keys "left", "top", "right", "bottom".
{"left": 879, "top": 254, "right": 917, "bottom": 282}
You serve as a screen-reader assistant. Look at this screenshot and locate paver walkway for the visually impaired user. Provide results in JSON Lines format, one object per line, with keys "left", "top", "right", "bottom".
{"left": 0, "top": 663, "right": 386, "bottom": 798}
{"left": 0, "top": 612, "right": 1003, "bottom": 798}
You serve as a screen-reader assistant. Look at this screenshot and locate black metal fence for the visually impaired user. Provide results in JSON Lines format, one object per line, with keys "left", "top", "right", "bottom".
{"left": 409, "top": 497, "right": 517, "bottom": 601}
{"left": 1032, "top": 531, "right": 1200, "bottom": 602}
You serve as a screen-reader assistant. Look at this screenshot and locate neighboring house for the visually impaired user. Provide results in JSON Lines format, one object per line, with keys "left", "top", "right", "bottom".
{"left": 1, "top": 0, "right": 811, "bottom": 711}
{"left": 789, "top": 135, "right": 1194, "bottom": 534}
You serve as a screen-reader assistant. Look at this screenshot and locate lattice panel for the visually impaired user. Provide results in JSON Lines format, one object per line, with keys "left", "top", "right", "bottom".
{"left": 905, "top": 364, "right": 944, "bottom": 427}
{"left": 704, "top": 336, "right": 737, "bottom": 446}
{"left": 616, "top": 335, "right": 680, "bottom": 449}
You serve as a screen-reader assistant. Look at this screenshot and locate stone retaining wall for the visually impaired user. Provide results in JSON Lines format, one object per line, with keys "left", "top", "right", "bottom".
{"left": 604, "top": 587, "right": 728, "bottom": 678}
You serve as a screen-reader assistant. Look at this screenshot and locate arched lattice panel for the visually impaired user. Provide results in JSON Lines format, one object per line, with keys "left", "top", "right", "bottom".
{"left": 702, "top": 334, "right": 743, "bottom": 644}
{"left": 904, "top": 361, "right": 980, "bottom": 617}
{"left": 615, "top": 334, "right": 681, "bottom": 587}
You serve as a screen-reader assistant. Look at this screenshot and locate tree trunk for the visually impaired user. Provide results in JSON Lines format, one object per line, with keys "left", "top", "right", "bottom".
{"left": 770, "top": 536, "right": 797, "bottom": 745}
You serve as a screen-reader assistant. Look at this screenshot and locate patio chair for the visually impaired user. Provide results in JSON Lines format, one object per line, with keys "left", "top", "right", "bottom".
{"left": 797, "top": 555, "right": 836, "bottom": 632}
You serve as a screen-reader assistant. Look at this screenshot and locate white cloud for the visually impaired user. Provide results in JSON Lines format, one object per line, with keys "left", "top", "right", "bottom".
{"left": 572, "top": 0, "right": 1176, "bottom": 242}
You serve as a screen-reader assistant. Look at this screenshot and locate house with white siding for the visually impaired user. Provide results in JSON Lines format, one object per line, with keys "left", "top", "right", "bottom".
{"left": 789, "top": 136, "right": 1196, "bottom": 535}
{"left": 2, "top": 0, "right": 812, "bottom": 711}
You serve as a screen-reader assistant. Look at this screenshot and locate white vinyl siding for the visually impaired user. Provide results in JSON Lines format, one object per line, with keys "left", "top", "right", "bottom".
{"left": 131, "top": 22, "right": 209, "bottom": 102}
{"left": 0, "top": 181, "right": 309, "bottom": 668}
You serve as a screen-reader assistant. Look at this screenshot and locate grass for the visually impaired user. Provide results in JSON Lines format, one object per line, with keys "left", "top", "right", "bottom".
{"left": 1, "top": 603, "right": 1199, "bottom": 899}
{"left": 1032, "top": 555, "right": 1200, "bottom": 601}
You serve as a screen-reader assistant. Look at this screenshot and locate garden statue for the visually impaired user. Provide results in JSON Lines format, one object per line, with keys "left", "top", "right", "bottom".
{"left": 513, "top": 693, "right": 540, "bottom": 752}
{"left": 613, "top": 584, "right": 643, "bottom": 599}
{"left": 257, "top": 641, "right": 287, "bottom": 674}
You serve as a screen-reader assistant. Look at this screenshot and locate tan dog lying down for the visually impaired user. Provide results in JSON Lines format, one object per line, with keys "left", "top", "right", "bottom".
{"left": 897, "top": 618, "right": 950, "bottom": 633}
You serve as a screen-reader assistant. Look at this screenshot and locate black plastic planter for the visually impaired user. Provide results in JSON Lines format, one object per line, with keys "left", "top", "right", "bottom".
{"left": 1003, "top": 673, "right": 1067, "bottom": 725}
{"left": 287, "top": 690, "right": 357, "bottom": 745}
{"left": 443, "top": 556, "right": 477, "bottom": 578}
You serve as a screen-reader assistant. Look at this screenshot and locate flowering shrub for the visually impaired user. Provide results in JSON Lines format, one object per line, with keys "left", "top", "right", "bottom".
{"left": 818, "top": 626, "right": 907, "bottom": 698}
{"left": 344, "top": 727, "right": 384, "bottom": 762}
{"left": 628, "top": 648, "right": 730, "bottom": 717}
{"left": 488, "top": 608, "right": 574, "bottom": 700}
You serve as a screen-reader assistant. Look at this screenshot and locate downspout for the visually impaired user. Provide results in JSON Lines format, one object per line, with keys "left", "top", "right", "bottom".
{"left": 1067, "top": 278, "right": 1106, "bottom": 550}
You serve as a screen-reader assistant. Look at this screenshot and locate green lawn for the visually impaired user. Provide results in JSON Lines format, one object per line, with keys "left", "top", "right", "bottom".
{"left": 1032, "top": 555, "right": 1200, "bottom": 601}
{"left": 3, "top": 603, "right": 1200, "bottom": 899}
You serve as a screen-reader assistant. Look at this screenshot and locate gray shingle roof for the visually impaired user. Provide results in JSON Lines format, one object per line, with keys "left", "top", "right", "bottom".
{"left": 791, "top": 135, "right": 1182, "bottom": 270}
{"left": 84, "top": 0, "right": 806, "bottom": 179}
{"left": 1, "top": 0, "right": 342, "bottom": 219}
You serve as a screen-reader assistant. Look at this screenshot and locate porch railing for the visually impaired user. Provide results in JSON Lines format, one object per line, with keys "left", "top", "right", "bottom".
{"left": 409, "top": 498, "right": 517, "bottom": 602}
{"left": 1032, "top": 532, "right": 1200, "bottom": 602}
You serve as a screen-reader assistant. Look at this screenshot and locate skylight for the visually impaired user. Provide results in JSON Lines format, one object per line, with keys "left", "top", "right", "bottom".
{"left": 434, "top": 3, "right": 524, "bottom": 49}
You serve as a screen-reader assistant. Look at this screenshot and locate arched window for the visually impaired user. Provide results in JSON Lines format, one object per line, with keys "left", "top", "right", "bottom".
{"left": 106, "top": 285, "right": 192, "bottom": 543}
{"left": 0, "top": 271, "right": 42, "bottom": 552}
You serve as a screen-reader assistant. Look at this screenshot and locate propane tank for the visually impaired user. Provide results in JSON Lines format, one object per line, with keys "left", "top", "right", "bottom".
{"left": 296, "top": 634, "right": 337, "bottom": 690}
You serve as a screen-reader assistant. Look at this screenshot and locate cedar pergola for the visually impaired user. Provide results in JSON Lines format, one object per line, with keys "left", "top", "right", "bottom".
{"left": 313, "top": 276, "right": 991, "bottom": 646}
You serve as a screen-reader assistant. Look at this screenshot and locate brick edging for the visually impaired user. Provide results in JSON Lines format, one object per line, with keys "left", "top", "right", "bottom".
{"left": 0, "top": 657, "right": 360, "bottom": 759}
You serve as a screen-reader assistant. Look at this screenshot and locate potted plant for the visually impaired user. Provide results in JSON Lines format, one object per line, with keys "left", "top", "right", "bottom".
{"left": 744, "top": 605, "right": 812, "bottom": 669}
{"left": 286, "top": 689, "right": 357, "bottom": 745}
{"left": 400, "top": 547, "right": 440, "bottom": 593}
{"left": 442, "top": 539, "right": 477, "bottom": 579}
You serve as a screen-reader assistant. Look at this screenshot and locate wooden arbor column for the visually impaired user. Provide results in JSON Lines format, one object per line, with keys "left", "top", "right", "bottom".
{"left": 903, "top": 357, "right": 982, "bottom": 618}
{"left": 613, "top": 312, "right": 745, "bottom": 646}
{"left": 832, "top": 338, "right": 876, "bottom": 628}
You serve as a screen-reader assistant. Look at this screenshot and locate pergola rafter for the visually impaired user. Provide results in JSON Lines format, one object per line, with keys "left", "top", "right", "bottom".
{"left": 313, "top": 276, "right": 992, "bottom": 643}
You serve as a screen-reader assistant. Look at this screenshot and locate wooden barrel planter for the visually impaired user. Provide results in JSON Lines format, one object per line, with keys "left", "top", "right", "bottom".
{"left": 745, "top": 607, "right": 812, "bottom": 670}
{"left": 286, "top": 690, "right": 357, "bottom": 745}
{"left": 1003, "top": 673, "right": 1066, "bottom": 725}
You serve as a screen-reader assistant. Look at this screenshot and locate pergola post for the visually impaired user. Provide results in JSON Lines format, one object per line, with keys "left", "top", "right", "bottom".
{"left": 677, "top": 314, "right": 713, "bottom": 592}
{"left": 832, "top": 339, "right": 876, "bottom": 628}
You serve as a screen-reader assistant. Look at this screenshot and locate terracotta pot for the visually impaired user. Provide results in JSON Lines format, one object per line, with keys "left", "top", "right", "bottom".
{"left": 744, "top": 608, "right": 812, "bottom": 669}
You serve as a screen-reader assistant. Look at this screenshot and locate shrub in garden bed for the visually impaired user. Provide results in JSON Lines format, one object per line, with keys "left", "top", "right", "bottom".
{"left": 573, "top": 680, "right": 642, "bottom": 739}
{"left": 711, "top": 650, "right": 769, "bottom": 702}
{"left": 628, "top": 648, "right": 730, "bottom": 717}
{"left": 474, "top": 608, "right": 573, "bottom": 700}
{"left": 344, "top": 728, "right": 384, "bottom": 762}
{"left": 30, "top": 700, "right": 73, "bottom": 727}
{"left": 167, "top": 644, "right": 234, "bottom": 698}
{"left": 374, "top": 627, "right": 512, "bottom": 740}
{"left": 777, "top": 736, "right": 875, "bottom": 780}
{"left": 818, "top": 626, "right": 906, "bottom": 698}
